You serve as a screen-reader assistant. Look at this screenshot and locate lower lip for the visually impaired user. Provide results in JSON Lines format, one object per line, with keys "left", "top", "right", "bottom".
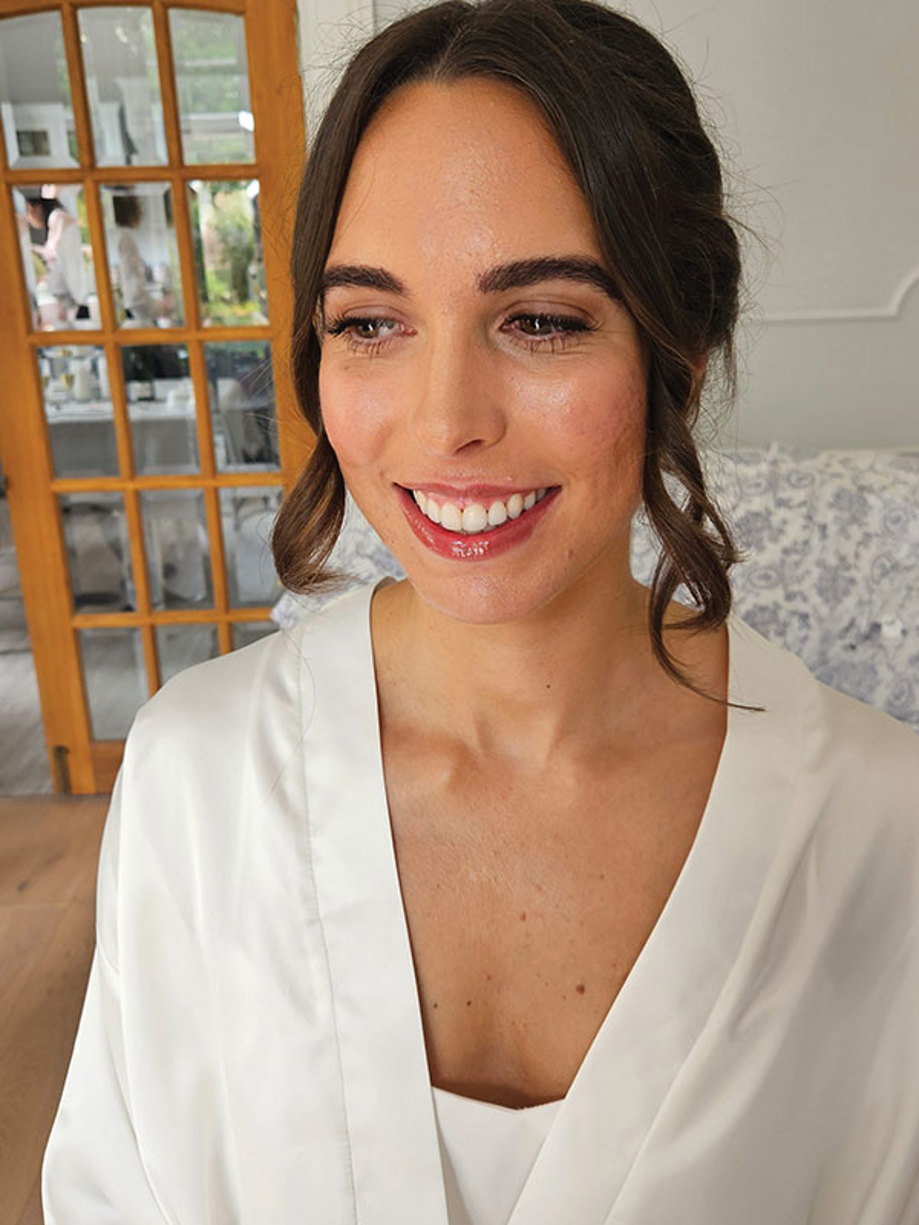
{"left": 397, "top": 486, "right": 560, "bottom": 561}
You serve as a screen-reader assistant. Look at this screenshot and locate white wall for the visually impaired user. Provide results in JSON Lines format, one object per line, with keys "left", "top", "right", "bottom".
{"left": 621, "top": 0, "right": 919, "bottom": 448}
{"left": 299, "top": 0, "right": 919, "bottom": 447}
{"left": 297, "top": 0, "right": 374, "bottom": 142}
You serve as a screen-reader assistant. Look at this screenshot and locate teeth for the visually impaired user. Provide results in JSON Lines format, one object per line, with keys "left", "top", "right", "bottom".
{"left": 411, "top": 487, "right": 550, "bottom": 535}
{"left": 461, "top": 503, "right": 487, "bottom": 533}
{"left": 487, "top": 500, "right": 507, "bottom": 527}
{"left": 440, "top": 502, "right": 462, "bottom": 532}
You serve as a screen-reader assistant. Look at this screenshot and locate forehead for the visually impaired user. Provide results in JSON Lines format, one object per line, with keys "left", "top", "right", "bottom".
{"left": 327, "top": 78, "right": 601, "bottom": 270}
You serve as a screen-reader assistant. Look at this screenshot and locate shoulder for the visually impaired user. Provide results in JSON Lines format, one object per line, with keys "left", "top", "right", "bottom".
{"left": 730, "top": 614, "right": 919, "bottom": 887}
{"left": 123, "top": 583, "right": 377, "bottom": 776}
{"left": 128, "top": 624, "right": 297, "bottom": 759}
{"left": 101, "top": 587, "right": 377, "bottom": 930}
{"left": 808, "top": 674, "right": 919, "bottom": 858}
{"left": 730, "top": 613, "right": 917, "bottom": 770}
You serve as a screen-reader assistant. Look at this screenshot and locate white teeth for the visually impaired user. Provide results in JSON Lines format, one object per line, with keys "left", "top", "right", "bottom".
{"left": 439, "top": 501, "right": 462, "bottom": 532}
{"left": 487, "top": 500, "right": 507, "bottom": 527}
{"left": 461, "top": 503, "right": 488, "bottom": 533}
{"left": 411, "top": 487, "right": 551, "bottom": 535}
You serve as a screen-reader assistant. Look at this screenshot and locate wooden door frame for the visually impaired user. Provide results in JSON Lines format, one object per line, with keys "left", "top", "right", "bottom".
{"left": 0, "top": 0, "right": 311, "bottom": 794}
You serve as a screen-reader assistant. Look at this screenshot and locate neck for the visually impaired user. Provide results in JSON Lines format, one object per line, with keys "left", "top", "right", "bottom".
{"left": 371, "top": 562, "right": 697, "bottom": 768}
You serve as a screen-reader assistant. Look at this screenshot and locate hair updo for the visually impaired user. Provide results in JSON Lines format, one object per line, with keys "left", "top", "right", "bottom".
{"left": 273, "top": 0, "right": 742, "bottom": 685}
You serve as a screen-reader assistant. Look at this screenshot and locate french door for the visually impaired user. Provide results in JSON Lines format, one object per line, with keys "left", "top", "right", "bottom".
{"left": 0, "top": 0, "right": 310, "bottom": 793}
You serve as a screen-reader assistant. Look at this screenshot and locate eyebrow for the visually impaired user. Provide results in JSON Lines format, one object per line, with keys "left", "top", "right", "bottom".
{"left": 319, "top": 255, "right": 621, "bottom": 302}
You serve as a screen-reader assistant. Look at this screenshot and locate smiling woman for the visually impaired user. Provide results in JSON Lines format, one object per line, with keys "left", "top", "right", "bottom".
{"left": 42, "top": 3, "right": 919, "bottom": 1224}
{"left": 277, "top": 4, "right": 741, "bottom": 680}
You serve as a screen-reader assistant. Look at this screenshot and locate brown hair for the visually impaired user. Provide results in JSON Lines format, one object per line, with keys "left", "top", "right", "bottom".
{"left": 112, "top": 192, "right": 143, "bottom": 229}
{"left": 273, "top": 0, "right": 742, "bottom": 685}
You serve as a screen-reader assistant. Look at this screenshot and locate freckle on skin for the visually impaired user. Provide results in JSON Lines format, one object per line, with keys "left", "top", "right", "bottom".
{"left": 576, "top": 983, "right": 586, "bottom": 994}
{"left": 519, "top": 911, "right": 527, "bottom": 921}
{"left": 466, "top": 999, "right": 472, "bottom": 1007}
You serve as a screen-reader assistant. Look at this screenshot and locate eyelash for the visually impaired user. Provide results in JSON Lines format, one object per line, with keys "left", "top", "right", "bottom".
{"left": 323, "top": 312, "right": 597, "bottom": 356}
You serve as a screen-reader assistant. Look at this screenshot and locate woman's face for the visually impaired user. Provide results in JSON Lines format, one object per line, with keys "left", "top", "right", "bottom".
{"left": 319, "top": 78, "right": 648, "bottom": 625}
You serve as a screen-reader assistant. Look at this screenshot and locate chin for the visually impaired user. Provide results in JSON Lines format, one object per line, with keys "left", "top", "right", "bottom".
{"left": 395, "top": 550, "right": 620, "bottom": 630}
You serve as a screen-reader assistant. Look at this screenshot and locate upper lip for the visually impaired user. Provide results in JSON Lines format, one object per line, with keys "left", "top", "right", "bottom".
{"left": 398, "top": 481, "right": 553, "bottom": 501}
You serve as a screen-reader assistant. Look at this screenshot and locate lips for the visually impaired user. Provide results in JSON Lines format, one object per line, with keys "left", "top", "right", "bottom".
{"left": 396, "top": 483, "right": 560, "bottom": 561}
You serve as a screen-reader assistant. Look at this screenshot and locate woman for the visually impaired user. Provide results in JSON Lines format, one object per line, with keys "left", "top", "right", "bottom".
{"left": 43, "top": 2, "right": 919, "bottom": 1222}
{"left": 111, "top": 191, "right": 159, "bottom": 326}
{"left": 26, "top": 194, "right": 90, "bottom": 322}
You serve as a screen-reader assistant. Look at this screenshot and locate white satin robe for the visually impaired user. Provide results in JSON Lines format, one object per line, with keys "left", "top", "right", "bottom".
{"left": 43, "top": 581, "right": 919, "bottom": 1224}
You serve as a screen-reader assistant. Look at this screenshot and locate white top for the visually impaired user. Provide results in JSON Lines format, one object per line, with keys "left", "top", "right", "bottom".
{"left": 43, "top": 581, "right": 919, "bottom": 1224}
{"left": 40, "top": 209, "right": 87, "bottom": 306}
{"left": 116, "top": 228, "right": 156, "bottom": 322}
{"left": 433, "top": 1088, "right": 563, "bottom": 1225}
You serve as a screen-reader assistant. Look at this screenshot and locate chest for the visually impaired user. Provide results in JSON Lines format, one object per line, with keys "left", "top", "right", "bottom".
{"left": 383, "top": 738, "right": 721, "bottom": 1106}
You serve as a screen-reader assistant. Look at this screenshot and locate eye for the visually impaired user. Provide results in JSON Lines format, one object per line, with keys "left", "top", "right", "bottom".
{"left": 501, "top": 313, "right": 596, "bottom": 350}
{"left": 323, "top": 314, "right": 403, "bottom": 353}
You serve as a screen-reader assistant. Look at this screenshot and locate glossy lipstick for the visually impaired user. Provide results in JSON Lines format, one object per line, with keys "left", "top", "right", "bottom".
{"left": 397, "top": 484, "right": 559, "bottom": 561}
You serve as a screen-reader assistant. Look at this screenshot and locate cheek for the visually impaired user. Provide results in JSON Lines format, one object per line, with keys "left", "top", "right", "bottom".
{"left": 318, "top": 362, "right": 393, "bottom": 471}
{"left": 514, "top": 360, "right": 647, "bottom": 476}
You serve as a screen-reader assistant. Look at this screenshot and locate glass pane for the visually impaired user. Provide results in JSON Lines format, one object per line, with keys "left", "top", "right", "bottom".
{"left": 12, "top": 186, "right": 98, "bottom": 329}
{"left": 59, "top": 492, "right": 135, "bottom": 613}
{"left": 205, "top": 341, "right": 278, "bottom": 471}
{"left": 140, "top": 490, "right": 213, "bottom": 610}
{"left": 101, "top": 183, "right": 184, "bottom": 327}
{"left": 155, "top": 623, "right": 218, "bottom": 683}
{"left": 122, "top": 344, "right": 198, "bottom": 474}
{"left": 40, "top": 345, "right": 117, "bottom": 478}
{"left": 219, "top": 486, "right": 282, "bottom": 607}
{"left": 78, "top": 627, "right": 147, "bottom": 739}
{"left": 78, "top": 7, "right": 167, "bottom": 167}
{"left": 169, "top": 10, "right": 254, "bottom": 165}
{"left": 232, "top": 621, "right": 278, "bottom": 650}
{"left": 188, "top": 179, "right": 266, "bottom": 326}
{"left": 0, "top": 13, "right": 77, "bottom": 169}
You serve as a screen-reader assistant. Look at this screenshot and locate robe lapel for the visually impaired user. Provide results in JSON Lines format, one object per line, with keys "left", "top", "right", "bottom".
{"left": 301, "top": 581, "right": 449, "bottom": 1225}
{"left": 507, "top": 617, "right": 804, "bottom": 1225}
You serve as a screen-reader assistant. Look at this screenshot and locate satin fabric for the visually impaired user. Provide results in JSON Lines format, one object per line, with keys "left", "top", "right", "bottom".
{"left": 433, "top": 1088, "right": 561, "bottom": 1225}
{"left": 43, "top": 581, "right": 919, "bottom": 1224}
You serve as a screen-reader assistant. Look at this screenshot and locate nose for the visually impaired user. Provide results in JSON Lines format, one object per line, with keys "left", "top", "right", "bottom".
{"left": 409, "top": 324, "right": 506, "bottom": 457}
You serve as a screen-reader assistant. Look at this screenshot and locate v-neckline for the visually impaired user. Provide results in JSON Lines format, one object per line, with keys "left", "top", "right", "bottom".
{"left": 369, "top": 578, "right": 733, "bottom": 1116}
{"left": 300, "top": 580, "right": 803, "bottom": 1225}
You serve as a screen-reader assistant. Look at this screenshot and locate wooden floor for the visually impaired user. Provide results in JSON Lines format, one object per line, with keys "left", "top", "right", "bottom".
{"left": 0, "top": 795, "right": 108, "bottom": 1225}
